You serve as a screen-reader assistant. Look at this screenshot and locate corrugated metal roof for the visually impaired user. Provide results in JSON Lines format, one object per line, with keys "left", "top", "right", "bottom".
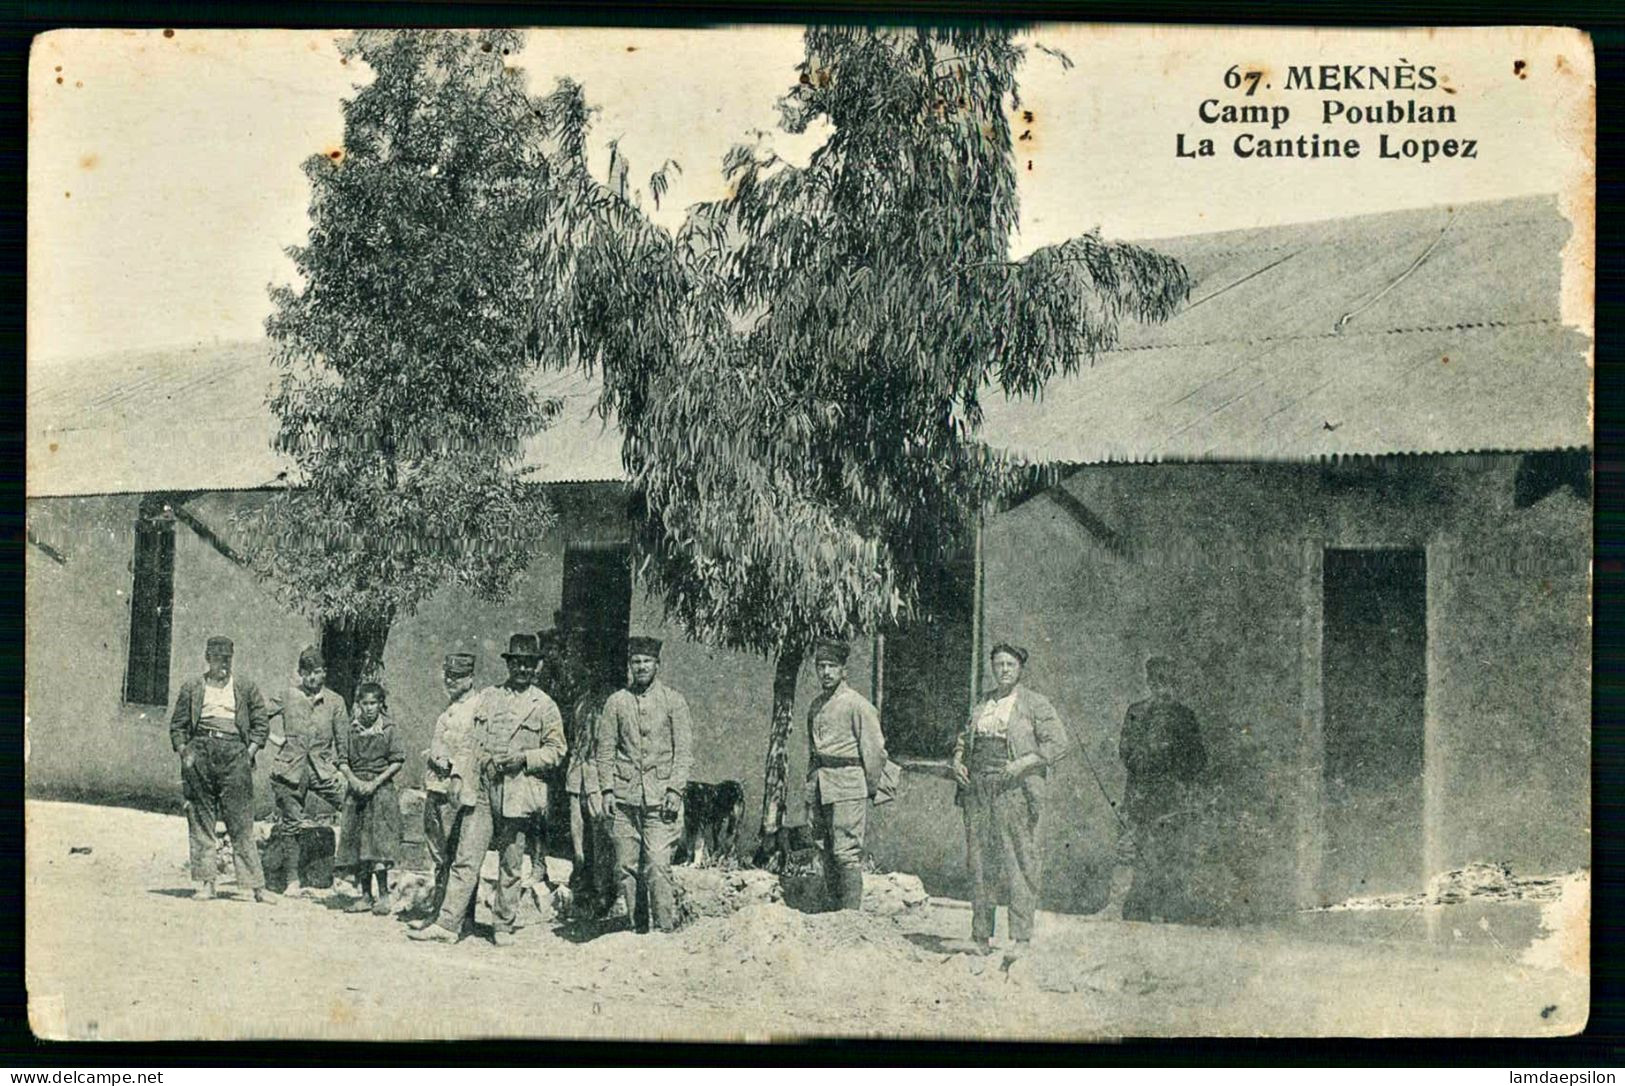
{"left": 27, "top": 343, "right": 625, "bottom": 497}
{"left": 980, "top": 194, "right": 1591, "bottom": 463}
{"left": 27, "top": 195, "right": 1588, "bottom": 498}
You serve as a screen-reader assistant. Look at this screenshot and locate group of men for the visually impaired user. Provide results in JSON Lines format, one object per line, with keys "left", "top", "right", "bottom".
{"left": 169, "top": 628, "right": 891, "bottom": 947}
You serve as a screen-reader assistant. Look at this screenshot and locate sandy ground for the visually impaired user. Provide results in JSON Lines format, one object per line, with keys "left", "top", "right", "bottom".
{"left": 25, "top": 800, "right": 1588, "bottom": 1041}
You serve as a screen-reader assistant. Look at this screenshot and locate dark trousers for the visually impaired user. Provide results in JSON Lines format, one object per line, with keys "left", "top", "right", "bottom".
{"left": 181, "top": 734, "right": 265, "bottom": 890}
{"left": 1123, "top": 812, "right": 1202, "bottom": 923}
{"left": 813, "top": 798, "right": 867, "bottom": 911}
{"left": 270, "top": 770, "right": 346, "bottom": 840}
{"left": 568, "top": 790, "right": 615, "bottom": 910}
{"left": 523, "top": 813, "right": 551, "bottom": 886}
{"left": 964, "top": 773, "right": 1042, "bottom": 941}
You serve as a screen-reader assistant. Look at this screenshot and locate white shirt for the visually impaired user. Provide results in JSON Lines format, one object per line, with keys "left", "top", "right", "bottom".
{"left": 200, "top": 676, "right": 236, "bottom": 723}
{"left": 974, "top": 690, "right": 1018, "bottom": 738}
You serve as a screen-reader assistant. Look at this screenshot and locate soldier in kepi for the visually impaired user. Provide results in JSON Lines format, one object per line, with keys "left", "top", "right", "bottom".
{"left": 409, "top": 633, "right": 565, "bottom": 946}
{"left": 804, "top": 638, "right": 887, "bottom": 912}
{"left": 265, "top": 645, "right": 348, "bottom": 897}
{"left": 594, "top": 635, "right": 693, "bottom": 934}
{"left": 412, "top": 652, "right": 479, "bottom": 926}
{"left": 1113, "top": 653, "right": 1207, "bottom": 923}
{"left": 168, "top": 636, "right": 275, "bottom": 904}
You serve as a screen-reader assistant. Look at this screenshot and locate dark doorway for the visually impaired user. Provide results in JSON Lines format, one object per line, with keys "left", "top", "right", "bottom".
{"left": 559, "top": 542, "right": 633, "bottom": 690}
{"left": 1320, "top": 547, "right": 1427, "bottom": 901}
{"left": 881, "top": 554, "right": 976, "bottom": 759}
{"left": 540, "top": 542, "right": 633, "bottom": 859}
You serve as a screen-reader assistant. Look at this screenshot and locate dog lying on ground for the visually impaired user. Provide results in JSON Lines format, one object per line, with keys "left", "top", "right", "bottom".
{"left": 674, "top": 780, "right": 744, "bottom": 867}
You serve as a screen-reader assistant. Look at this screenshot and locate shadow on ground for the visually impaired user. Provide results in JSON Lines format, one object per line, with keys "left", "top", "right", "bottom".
{"left": 903, "top": 932, "right": 982, "bottom": 956}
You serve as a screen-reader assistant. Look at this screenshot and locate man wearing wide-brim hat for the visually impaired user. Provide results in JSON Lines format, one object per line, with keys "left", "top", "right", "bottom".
{"left": 593, "top": 635, "right": 694, "bottom": 933}
{"left": 168, "top": 635, "right": 275, "bottom": 903}
{"left": 805, "top": 638, "right": 887, "bottom": 911}
{"left": 409, "top": 633, "right": 565, "bottom": 946}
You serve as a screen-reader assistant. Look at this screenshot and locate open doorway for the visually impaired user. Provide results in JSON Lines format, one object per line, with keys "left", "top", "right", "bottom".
{"left": 1320, "top": 547, "right": 1427, "bottom": 901}
{"left": 881, "top": 552, "right": 976, "bottom": 760}
{"left": 535, "top": 542, "right": 633, "bottom": 859}
{"left": 559, "top": 542, "right": 633, "bottom": 690}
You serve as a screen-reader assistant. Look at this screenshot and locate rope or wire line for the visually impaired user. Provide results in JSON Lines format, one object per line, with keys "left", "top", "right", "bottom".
{"left": 1333, "top": 209, "right": 1456, "bottom": 334}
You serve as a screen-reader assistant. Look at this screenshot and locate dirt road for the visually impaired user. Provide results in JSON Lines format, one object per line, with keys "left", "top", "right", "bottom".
{"left": 24, "top": 801, "right": 1587, "bottom": 1040}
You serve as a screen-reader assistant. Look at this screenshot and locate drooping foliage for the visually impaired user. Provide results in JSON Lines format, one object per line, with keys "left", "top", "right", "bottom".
{"left": 252, "top": 27, "right": 1189, "bottom": 847}
{"left": 604, "top": 28, "right": 1189, "bottom": 660}
{"left": 555, "top": 28, "right": 1191, "bottom": 846}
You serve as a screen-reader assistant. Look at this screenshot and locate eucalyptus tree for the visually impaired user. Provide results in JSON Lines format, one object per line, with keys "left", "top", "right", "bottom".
{"left": 571, "top": 27, "right": 1191, "bottom": 858}
{"left": 256, "top": 27, "right": 1188, "bottom": 858}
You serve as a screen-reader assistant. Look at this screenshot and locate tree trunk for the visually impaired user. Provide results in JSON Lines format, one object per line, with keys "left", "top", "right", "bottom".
{"left": 751, "top": 643, "right": 804, "bottom": 870}
{"left": 320, "top": 611, "right": 393, "bottom": 708}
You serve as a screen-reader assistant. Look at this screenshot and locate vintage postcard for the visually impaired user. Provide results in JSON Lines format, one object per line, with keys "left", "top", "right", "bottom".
{"left": 25, "top": 23, "right": 1593, "bottom": 1041}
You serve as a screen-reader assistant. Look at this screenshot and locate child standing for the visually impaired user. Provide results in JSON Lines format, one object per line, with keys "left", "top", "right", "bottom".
{"left": 337, "top": 682, "right": 406, "bottom": 915}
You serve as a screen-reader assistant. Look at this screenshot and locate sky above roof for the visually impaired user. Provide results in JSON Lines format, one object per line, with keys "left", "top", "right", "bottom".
{"left": 29, "top": 24, "right": 1591, "bottom": 365}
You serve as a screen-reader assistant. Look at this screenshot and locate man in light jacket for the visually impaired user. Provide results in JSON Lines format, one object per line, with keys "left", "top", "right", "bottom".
{"left": 409, "top": 634, "right": 565, "bottom": 946}
{"left": 593, "top": 635, "right": 694, "bottom": 933}
{"left": 804, "top": 638, "right": 887, "bottom": 912}
{"left": 412, "top": 651, "right": 479, "bottom": 926}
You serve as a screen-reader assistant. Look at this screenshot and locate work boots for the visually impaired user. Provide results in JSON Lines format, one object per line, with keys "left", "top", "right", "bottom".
{"left": 407, "top": 924, "right": 459, "bottom": 944}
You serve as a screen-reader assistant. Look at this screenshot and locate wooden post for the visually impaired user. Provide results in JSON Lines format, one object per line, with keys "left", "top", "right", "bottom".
{"left": 1423, "top": 540, "right": 1445, "bottom": 940}
{"left": 969, "top": 514, "right": 985, "bottom": 709}
{"left": 1296, "top": 541, "right": 1326, "bottom": 912}
{"left": 871, "top": 632, "right": 885, "bottom": 717}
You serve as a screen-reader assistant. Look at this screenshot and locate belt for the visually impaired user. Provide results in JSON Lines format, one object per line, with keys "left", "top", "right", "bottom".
{"left": 812, "top": 752, "right": 862, "bottom": 769}
{"left": 196, "top": 726, "right": 242, "bottom": 741}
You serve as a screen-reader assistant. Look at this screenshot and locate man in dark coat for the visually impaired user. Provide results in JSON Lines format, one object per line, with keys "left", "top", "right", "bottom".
{"left": 168, "top": 635, "right": 275, "bottom": 903}
{"left": 265, "top": 645, "right": 348, "bottom": 895}
{"left": 1117, "top": 654, "right": 1207, "bottom": 922}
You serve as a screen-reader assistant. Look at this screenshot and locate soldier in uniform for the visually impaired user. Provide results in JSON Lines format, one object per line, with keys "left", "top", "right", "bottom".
{"left": 265, "top": 645, "right": 348, "bottom": 896}
{"left": 168, "top": 635, "right": 275, "bottom": 904}
{"left": 413, "top": 652, "right": 479, "bottom": 926}
{"left": 1117, "top": 654, "right": 1207, "bottom": 923}
{"left": 593, "top": 635, "right": 694, "bottom": 933}
{"left": 804, "top": 639, "right": 887, "bottom": 912}
{"left": 409, "top": 633, "right": 565, "bottom": 946}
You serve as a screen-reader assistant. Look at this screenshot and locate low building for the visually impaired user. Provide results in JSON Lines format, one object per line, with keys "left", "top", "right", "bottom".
{"left": 27, "top": 195, "right": 1590, "bottom": 919}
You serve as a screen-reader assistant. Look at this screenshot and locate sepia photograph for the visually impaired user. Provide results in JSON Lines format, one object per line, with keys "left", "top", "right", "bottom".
{"left": 23, "top": 21, "right": 1594, "bottom": 1041}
